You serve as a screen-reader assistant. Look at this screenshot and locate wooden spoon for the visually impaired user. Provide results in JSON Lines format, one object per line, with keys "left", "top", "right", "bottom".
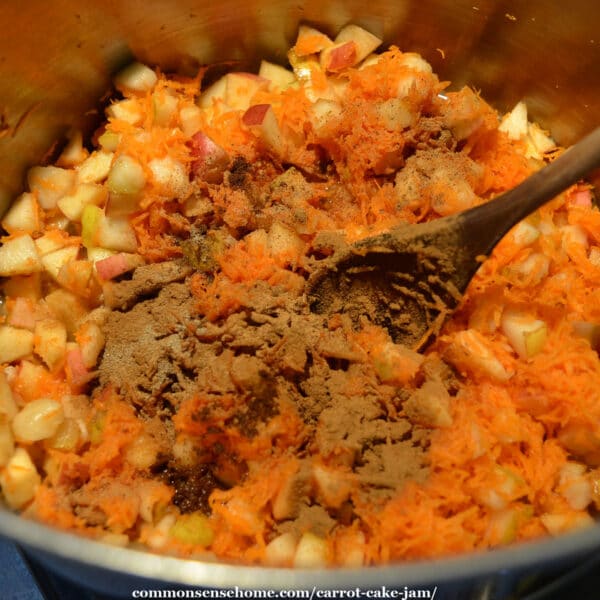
{"left": 307, "top": 127, "right": 600, "bottom": 350}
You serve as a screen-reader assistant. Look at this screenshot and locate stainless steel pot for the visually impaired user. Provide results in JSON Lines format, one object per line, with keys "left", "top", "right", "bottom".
{"left": 1, "top": 0, "right": 600, "bottom": 597}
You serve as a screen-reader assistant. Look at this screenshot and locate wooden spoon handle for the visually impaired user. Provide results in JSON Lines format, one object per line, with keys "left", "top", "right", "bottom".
{"left": 459, "top": 126, "right": 600, "bottom": 257}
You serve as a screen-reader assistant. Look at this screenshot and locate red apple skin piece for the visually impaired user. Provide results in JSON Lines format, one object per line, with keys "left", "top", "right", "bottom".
{"left": 189, "top": 131, "right": 231, "bottom": 184}
{"left": 224, "top": 72, "right": 270, "bottom": 110}
{"left": 569, "top": 189, "right": 593, "bottom": 208}
{"left": 323, "top": 42, "right": 357, "bottom": 72}
{"left": 95, "top": 253, "right": 143, "bottom": 281}
{"left": 242, "top": 104, "right": 271, "bottom": 126}
{"left": 242, "top": 104, "right": 283, "bottom": 154}
{"left": 66, "top": 347, "right": 95, "bottom": 388}
{"left": 7, "top": 298, "right": 36, "bottom": 331}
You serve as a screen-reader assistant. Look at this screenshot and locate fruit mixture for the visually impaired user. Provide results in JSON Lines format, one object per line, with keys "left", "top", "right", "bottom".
{"left": 1, "top": 24, "right": 600, "bottom": 567}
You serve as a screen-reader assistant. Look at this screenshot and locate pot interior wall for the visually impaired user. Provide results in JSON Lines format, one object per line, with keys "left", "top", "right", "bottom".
{"left": 0, "top": 0, "right": 599, "bottom": 212}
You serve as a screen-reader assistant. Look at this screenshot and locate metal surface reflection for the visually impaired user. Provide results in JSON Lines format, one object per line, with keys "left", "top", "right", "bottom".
{"left": 0, "top": 0, "right": 599, "bottom": 210}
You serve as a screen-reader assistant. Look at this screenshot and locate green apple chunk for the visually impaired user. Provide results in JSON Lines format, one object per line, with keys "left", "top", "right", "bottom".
{"left": 107, "top": 155, "right": 146, "bottom": 195}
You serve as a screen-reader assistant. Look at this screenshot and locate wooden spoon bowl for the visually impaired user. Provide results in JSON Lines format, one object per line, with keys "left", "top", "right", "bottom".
{"left": 308, "top": 127, "right": 600, "bottom": 349}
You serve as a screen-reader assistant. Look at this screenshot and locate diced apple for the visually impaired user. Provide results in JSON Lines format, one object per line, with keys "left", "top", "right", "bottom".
{"left": 106, "top": 98, "right": 144, "bottom": 125}
{"left": 41, "top": 245, "right": 80, "bottom": 281}
{"left": 81, "top": 204, "right": 104, "bottom": 248}
{"left": 95, "top": 252, "right": 144, "bottom": 281}
{"left": 198, "top": 75, "right": 228, "bottom": 110}
{"left": 394, "top": 55, "right": 433, "bottom": 99}
{"left": 114, "top": 62, "right": 157, "bottom": 93}
{"left": 374, "top": 98, "right": 415, "bottom": 131}
{"left": 34, "top": 231, "right": 69, "bottom": 256}
{"left": 34, "top": 318, "right": 67, "bottom": 371}
{"left": 264, "top": 532, "right": 297, "bottom": 566}
{"left": 1, "top": 193, "right": 41, "bottom": 233}
{"left": 0, "top": 326, "right": 35, "bottom": 363}
{"left": 373, "top": 341, "right": 423, "bottom": 385}
{"left": 0, "top": 419, "right": 14, "bottom": 468}
{"left": 507, "top": 252, "right": 550, "bottom": 285}
{"left": 43, "top": 289, "right": 89, "bottom": 336}
{"left": 327, "top": 76, "right": 350, "bottom": 101}
{"left": 444, "top": 328, "right": 511, "bottom": 381}
{"left": 189, "top": 132, "right": 231, "bottom": 184}
{"left": 96, "top": 214, "right": 138, "bottom": 253}
{"left": 12, "top": 398, "right": 64, "bottom": 443}
{"left": 66, "top": 345, "right": 94, "bottom": 387}
{"left": 13, "top": 360, "right": 51, "bottom": 403}
{"left": 56, "top": 130, "right": 89, "bottom": 167}
{"left": 312, "top": 464, "right": 352, "bottom": 508}
{"left": 561, "top": 224, "right": 588, "bottom": 254}
{"left": 7, "top": 297, "right": 36, "bottom": 331}
{"left": 76, "top": 151, "right": 114, "bottom": 184}
{"left": 0, "top": 447, "right": 41, "bottom": 509}
{"left": 293, "top": 25, "right": 334, "bottom": 56}
{"left": 76, "top": 321, "right": 105, "bottom": 369}
{"left": 57, "top": 183, "right": 108, "bottom": 222}
{"left": 541, "top": 512, "right": 594, "bottom": 535}
{"left": 334, "top": 24, "right": 382, "bottom": 64}
{"left": 27, "top": 166, "right": 77, "bottom": 211}
{"left": 153, "top": 90, "right": 179, "bottom": 126}
{"left": 106, "top": 154, "right": 146, "bottom": 196}
{"left": 511, "top": 221, "right": 540, "bottom": 246}
{"left": 148, "top": 156, "right": 190, "bottom": 198}
{"left": 224, "top": 72, "right": 269, "bottom": 111}
{"left": 2, "top": 273, "right": 42, "bottom": 302}
{"left": 86, "top": 247, "right": 116, "bottom": 263}
{"left": 98, "top": 130, "right": 121, "bottom": 152}
{"left": 268, "top": 222, "right": 304, "bottom": 267}
{"left": 179, "top": 105, "right": 204, "bottom": 137}
{"left": 338, "top": 531, "right": 366, "bottom": 567}
{"left": 526, "top": 122, "right": 555, "bottom": 159}
{"left": 183, "top": 194, "right": 212, "bottom": 218}
{"left": 559, "top": 463, "right": 592, "bottom": 510}
{"left": 309, "top": 99, "right": 343, "bottom": 133}
{"left": 441, "top": 92, "right": 485, "bottom": 143}
{"left": 258, "top": 61, "right": 296, "bottom": 91}
{"left": 242, "top": 104, "right": 283, "bottom": 154}
{"left": 293, "top": 532, "right": 328, "bottom": 568}
{"left": 0, "top": 370, "right": 18, "bottom": 419}
{"left": 400, "top": 53, "right": 433, "bottom": 74}
{"left": 485, "top": 508, "right": 522, "bottom": 545}
{"left": 320, "top": 41, "right": 358, "bottom": 73}
{"left": 0, "top": 235, "right": 43, "bottom": 276}
{"left": 169, "top": 512, "right": 214, "bottom": 546}
{"left": 499, "top": 101, "right": 528, "bottom": 140}
{"left": 56, "top": 259, "right": 95, "bottom": 298}
{"left": 104, "top": 192, "right": 140, "bottom": 217}
{"left": 288, "top": 51, "right": 334, "bottom": 102}
{"left": 569, "top": 189, "right": 593, "bottom": 209}
{"left": 404, "top": 380, "right": 453, "bottom": 428}
{"left": 48, "top": 417, "right": 82, "bottom": 452}
{"left": 526, "top": 327, "right": 548, "bottom": 358}
{"left": 358, "top": 54, "right": 382, "bottom": 69}
{"left": 82, "top": 204, "right": 137, "bottom": 253}
{"left": 501, "top": 310, "right": 547, "bottom": 359}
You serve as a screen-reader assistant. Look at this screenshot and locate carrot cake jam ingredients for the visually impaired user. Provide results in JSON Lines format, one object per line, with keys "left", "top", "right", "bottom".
{"left": 0, "top": 24, "right": 599, "bottom": 567}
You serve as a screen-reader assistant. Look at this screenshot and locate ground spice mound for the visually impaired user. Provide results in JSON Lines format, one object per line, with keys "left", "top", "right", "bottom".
{"left": 95, "top": 254, "right": 447, "bottom": 522}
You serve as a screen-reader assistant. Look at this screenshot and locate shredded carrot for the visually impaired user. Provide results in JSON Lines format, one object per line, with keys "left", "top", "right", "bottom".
{"left": 3, "top": 25, "right": 600, "bottom": 569}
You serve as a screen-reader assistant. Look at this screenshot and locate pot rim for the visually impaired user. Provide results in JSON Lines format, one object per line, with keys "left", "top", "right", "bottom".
{"left": 1, "top": 508, "right": 599, "bottom": 590}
